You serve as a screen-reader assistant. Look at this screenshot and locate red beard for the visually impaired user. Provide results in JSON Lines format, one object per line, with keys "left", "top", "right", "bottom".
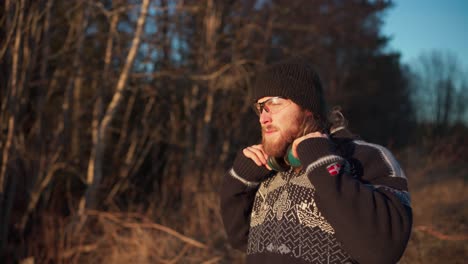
{"left": 261, "top": 110, "right": 313, "bottom": 157}
{"left": 262, "top": 124, "right": 299, "bottom": 157}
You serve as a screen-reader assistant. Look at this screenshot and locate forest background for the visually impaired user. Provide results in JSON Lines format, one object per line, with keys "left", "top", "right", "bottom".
{"left": 1, "top": 0, "right": 467, "bottom": 263}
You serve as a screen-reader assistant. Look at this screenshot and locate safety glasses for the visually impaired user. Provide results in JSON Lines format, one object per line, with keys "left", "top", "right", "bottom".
{"left": 252, "top": 96, "right": 291, "bottom": 116}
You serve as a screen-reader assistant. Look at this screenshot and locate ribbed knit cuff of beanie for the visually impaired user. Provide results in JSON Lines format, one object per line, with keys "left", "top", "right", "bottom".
{"left": 232, "top": 150, "right": 272, "bottom": 183}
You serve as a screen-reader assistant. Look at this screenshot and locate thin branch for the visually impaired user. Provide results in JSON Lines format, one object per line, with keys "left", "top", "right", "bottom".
{"left": 88, "top": 0, "right": 200, "bottom": 18}
{"left": 19, "top": 160, "right": 82, "bottom": 230}
{"left": 60, "top": 243, "right": 98, "bottom": 259}
{"left": 0, "top": 0, "right": 20, "bottom": 60}
{"left": 85, "top": 210, "right": 207, "bottom": 249}
{"left": 84, "top": 0, "right": 150, "bottom": 210}
{"left": 130, "top": 59, "right": 262, "bottom": 81}
{"left": 415, "top": 225, "right": 468, "bottom": 241}
{"left": 1, "top": 0, "right": 25, "bottom": 194}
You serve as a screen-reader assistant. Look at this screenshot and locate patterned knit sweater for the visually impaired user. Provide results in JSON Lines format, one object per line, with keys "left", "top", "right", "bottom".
{"left": 220, "top": 128, "right": 412, "bottom": 264}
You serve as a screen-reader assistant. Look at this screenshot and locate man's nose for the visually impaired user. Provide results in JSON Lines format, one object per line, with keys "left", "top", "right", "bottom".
{"left": 259, "top": 109, "right": 271, "bottom": 124}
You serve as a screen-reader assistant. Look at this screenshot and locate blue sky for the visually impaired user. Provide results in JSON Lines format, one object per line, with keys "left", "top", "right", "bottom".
{"left": 382, "top": 0, "right": 468, "bottom": 69}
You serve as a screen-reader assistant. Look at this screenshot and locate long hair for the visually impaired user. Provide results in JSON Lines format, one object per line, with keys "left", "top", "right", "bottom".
{"left": 298, "top": 106, "right": 348, "bottom": 136}
{"left": 328, "top": 106, "right": 348, "bottom": 134}
{"left": 297, "top": 110, "right": 328, "bottom": 136}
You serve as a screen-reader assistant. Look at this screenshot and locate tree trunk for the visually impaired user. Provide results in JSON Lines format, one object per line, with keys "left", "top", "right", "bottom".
{"left": 82, "top": 0, "right": 150, "bottom": 211}
{"left": 0, "top": 0, "right": 24, "bottom": 253}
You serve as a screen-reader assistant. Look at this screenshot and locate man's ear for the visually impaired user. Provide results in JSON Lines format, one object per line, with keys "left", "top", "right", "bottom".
{"left": 301, "top": 111, "right": 318, "bottom": 135}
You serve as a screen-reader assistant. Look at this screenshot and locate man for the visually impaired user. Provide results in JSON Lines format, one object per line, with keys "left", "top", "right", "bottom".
{"left": 220, "top": 59, "right": 412, "bottom": 264}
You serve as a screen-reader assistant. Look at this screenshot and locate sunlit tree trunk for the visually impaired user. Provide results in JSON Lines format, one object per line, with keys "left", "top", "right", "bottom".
{"left": 82, "top": 0, "right": 150, "bottom": 212}
{"left": 0, "top": 0, "right": 24, "bottom": 252}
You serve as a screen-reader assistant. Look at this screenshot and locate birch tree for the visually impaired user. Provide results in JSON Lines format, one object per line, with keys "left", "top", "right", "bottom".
{"left": 83, "top": 0, "right": 150, "bottom": 211}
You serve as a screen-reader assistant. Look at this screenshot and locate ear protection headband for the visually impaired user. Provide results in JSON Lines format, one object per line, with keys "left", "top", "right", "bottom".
{"left": 267, "top": 145, "right": 302, "bottom": 172}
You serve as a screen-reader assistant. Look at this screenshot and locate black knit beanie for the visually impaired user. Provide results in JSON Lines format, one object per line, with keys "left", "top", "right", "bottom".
{"left": 252, "top": 58, "right": 327, "bottom": 120}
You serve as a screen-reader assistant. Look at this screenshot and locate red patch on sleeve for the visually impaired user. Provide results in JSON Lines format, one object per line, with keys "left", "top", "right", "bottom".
{"left": 326, "top": 163, "right": 341, "bottom": 176}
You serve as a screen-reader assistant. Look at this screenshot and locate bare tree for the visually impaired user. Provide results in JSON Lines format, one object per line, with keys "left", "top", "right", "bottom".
{"left": 411, "top": 50, "right": 467, "bottom": 135}
{"left": 0, "top": 0, "right": 420, "bottom": 262}
{"left": 83, "top": 0, "right": 150, "bottom": 211}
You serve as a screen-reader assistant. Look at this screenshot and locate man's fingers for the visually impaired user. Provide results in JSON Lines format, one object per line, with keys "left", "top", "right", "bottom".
{"left": 242, "top": 148, "right": 261, "bottom": 166}
{"left": 251, "top": 144, "right": 269, "bottom": 161}
{"left": 243, "top": 147, "right": 265, "bottom": 166}
{"left": 243, "top": 145, "right": 268, "bottom": 166}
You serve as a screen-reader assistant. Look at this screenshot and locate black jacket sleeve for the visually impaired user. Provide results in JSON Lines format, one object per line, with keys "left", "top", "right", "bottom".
{"left": 296, "top": 137, "right": 412, "bottom": 264}
{"left": 219, "top": 150, "right": 273, "bottom": 251}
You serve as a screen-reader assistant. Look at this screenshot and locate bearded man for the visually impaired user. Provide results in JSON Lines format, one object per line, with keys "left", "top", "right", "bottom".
{"left": 220, "top": 58, "right": 412, "bottom": 264}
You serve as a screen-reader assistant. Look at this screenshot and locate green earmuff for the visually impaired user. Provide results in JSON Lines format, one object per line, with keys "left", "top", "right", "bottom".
{"left": 286, "top": 145, "right": 302, "bottom": 167}
{"left": 267, "top": 145, "right": 302, "bottom": 172}
{"left": 267, "top": 155, "right": 289, "bottom": 172}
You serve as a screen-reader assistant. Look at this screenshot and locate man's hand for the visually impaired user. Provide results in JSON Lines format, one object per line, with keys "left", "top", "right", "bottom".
{"left": 243, "top": 144, "right": 272, "bottom": 170}
{"left": 291, "top": 132, "right": 328, "bottom": 158}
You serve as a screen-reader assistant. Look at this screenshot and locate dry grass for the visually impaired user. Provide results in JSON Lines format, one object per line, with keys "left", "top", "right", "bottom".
{"left": 24, "top": 210, "right": 229, "bottom": 264}
{"left": 18, "top": 142, "right": 467, "bottom": 264}
{"left": 398, "top": 141, "right": 468, "bottom": 264}
{"left": 20, "top": 166, "right": 245, "bottom": 264}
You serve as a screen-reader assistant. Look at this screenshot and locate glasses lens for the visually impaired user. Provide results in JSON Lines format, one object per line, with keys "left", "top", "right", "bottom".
{"left": 252, "top": 97, "right": 289, "bottom": 116}
{"left": 252, "top": 102, "right": 262, "bottom": 115}
{"left": 266, "top": 97, "right": 289, "bottom": 114}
